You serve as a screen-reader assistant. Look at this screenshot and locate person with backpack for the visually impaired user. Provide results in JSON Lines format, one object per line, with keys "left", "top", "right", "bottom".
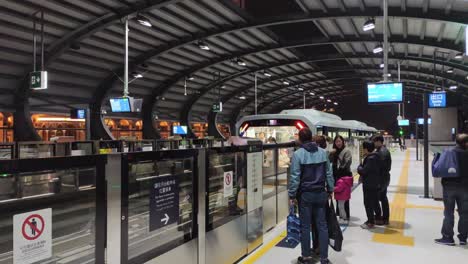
{"left": 435, "top": 134, "right": 468, "bottom": 246}
{"left": 373, "top": 135, "right": 392, "bottom": 226}
{"left": 288, "top": 128, "right": 334, "bottom": 264}
{"left": 358, "top": 141, "right": 382, "bottom": 229}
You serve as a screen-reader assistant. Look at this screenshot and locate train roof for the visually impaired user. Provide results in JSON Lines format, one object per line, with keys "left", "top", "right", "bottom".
{"left": 237, "top": 109, "right": 377, "bottom": 132}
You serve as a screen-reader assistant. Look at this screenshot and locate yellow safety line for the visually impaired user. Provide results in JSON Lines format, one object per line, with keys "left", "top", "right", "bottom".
{"left": 373, "top": 151, "right": 415, "bottom": 247}
{"left": 242, "top": 231, "right": 287, "bottom": 264}
{"left": 406, "top": 204, "right": 443, "bottom": 210}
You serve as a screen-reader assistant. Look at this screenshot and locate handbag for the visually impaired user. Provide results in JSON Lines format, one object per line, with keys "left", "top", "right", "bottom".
{"left": 432, "top": 149, "right": 459, "bottom": 178}
{"left": 326, "top": 200, "right": 343, "bottom": 252}
{"left": 286, "top": 205, "right": 301, "bottom": 245}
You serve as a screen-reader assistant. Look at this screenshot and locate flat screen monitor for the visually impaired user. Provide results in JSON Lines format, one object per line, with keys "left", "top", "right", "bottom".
{"left": 417, "top": 118, "right": 432, "bottom": 125}
{"left": 398, "top": 119, "right": 410, "bottom": 126}
{"left": 110, "top": 98, "right": 131, "bottom": 112}
{"left": 367, "top": 82, "right": 403, "bottom": 104}
{"left": 70, "top": 109, "right": 86, "bottom": 119}
{"left": 173, "top": 125, "right": 188, "bottom": 135}
{"left": 428, "top": 92, "right": 446, "bottom": 108}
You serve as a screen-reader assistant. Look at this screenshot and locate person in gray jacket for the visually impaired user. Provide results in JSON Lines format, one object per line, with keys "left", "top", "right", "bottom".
{"left": 330, "top": 135, "right": 353, "bottom": 219}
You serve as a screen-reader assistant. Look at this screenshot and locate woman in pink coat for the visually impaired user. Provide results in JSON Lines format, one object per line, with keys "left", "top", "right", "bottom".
{"left": 334, "top": 176, "right": 354, "bottom": 223}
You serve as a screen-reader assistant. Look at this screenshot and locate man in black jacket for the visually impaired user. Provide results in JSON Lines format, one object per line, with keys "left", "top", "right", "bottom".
{"left": 435, "top": 134, "right": 468, "bottom": 246}
{"left": 373, "top": 135, "right": 392, "bottom": 225}
{"left": 358, "top": 141, "right": 381, "bottom": 229}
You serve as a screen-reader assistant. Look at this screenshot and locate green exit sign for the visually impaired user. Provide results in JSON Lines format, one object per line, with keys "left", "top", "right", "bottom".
{"left": 212, "top": 102, "right": 223, "bottom": 113}
{"left": 30, "top": 71, "right": 48, "bottom": 90}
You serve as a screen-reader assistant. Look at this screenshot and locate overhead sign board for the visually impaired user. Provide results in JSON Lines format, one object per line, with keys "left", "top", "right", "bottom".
{"left": 149, "top": 175, "right": 179, "bottom": 231}
{"left": 417, "top": 118, "right": 432, "bottom": 125}
{"left": 398, "top": 119, "right": 410, "bottom": 126}
{"left": 367, "top": 82, "right": 403, "bottom": 104}
{"left": 30, "top": 71, "right": 48, "bottom": 90}
{"left": 429, "top": 92, "right": 446, "bottom": 108}
{"left": 212, "top": 102, "right": 223, "bottom": 113}
{"left": 14, "top": 208, "right": 52, "bottom": 264}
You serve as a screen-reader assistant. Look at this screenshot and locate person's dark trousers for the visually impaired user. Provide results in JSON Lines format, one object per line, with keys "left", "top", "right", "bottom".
{"left": 363, "top": 187, "right": 379, "bottom": 224}
{"left": 377, "top": 186, "right": 390, "bottom": 222}
{"left": 299, "top": 191, "right": 329, "bottom": 260}
{"left": 441, "top": 184, "right": 468, "bottom": 241}
{"left": 311, "top": 215, "right": 319, "bottom": 253}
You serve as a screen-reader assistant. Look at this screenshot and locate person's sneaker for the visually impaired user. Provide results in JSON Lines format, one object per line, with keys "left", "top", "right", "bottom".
{"left": 338, "top": 219, "right": 348, "bottom": 225}
{"left": 360, "top": 222, "right": 375, "bottom": 229}
{"left": 434, "top": 237, "right": 455, "bottom": 246}
{"left": 297, "top": 256, "right": 313, "bottom": 264}
{"left": 460, "top": 239, "right": 467, "bottom": 246}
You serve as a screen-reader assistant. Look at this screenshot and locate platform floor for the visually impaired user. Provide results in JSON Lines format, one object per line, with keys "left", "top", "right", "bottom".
{"left": 241, "top": 148, "right": 467, "bottom": 264}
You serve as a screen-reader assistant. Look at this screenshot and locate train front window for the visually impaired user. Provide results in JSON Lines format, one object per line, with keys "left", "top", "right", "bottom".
{"left": 244, "top": 126, "right": 298, "bottom": 143}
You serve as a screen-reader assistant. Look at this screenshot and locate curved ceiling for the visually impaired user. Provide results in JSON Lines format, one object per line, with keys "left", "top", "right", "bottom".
{"left": 1, "top": 0, "right": 467, "bottom": 135}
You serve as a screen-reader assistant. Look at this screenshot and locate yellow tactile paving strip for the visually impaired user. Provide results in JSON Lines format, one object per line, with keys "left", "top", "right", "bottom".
{"left": 372, "top": 151, "right": 415, "bottom": 246}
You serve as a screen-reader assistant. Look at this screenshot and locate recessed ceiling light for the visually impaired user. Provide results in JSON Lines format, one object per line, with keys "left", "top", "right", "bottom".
{"left": 363, "top": 18, "right": 376, "bottom": 31}
{"left": 197, "top": 40, "right": 210, "bottom": 51}
{"left": 135, "top": 14, "right": 152, "bottom": 27}
{"left": 373, "top": 45, "right": 383, "bottom": 54}
{"left": 132, "top": 72, "right": 143, "bottom": 78}
{"left": 263, "top": 71, "right": 272, "bottom": 77}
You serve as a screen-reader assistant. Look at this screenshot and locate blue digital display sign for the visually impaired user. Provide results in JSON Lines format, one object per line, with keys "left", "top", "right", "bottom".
{"left": 417, "top": 118, "right": 432, "bottom": 125}
{"left": 428, "top": 93, "right": 446, "bottom": 108}
{"left": 70, "top": 109, "right": 86, "bottom": 119}
{"left": 398, "top": 119, "right": 410, "bottom": 126}
{"left": 367, "top": 82, "right": 403, "bottom": 104}
{"left": 173, "top": 126, "right": 188, "bottom": 135}
{"left": 110, "top": 98, "right": 131, "bottom": 112}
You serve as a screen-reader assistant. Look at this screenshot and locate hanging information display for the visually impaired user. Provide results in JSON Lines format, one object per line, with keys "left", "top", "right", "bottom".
{"left": 14, "top": 208, "right": 52, "bottom": 264}
{"left": 149, "top": 176, "right": 180, "bottom": 231}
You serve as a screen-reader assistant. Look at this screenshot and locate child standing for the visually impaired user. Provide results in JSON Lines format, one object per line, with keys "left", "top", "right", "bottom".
{"left": 334, "top": 176, "right": 353, "bottom": 224}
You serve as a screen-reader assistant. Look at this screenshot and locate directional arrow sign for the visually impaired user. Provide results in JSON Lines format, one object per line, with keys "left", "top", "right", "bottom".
{"left": 149, "top": 175, "right": 179, "bottom": 231}
{"left": 161, "top": 214, "right": 170, "bottom": 225}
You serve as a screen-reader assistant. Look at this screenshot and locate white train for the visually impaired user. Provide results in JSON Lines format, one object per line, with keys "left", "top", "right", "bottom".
{"left": 236, "top": 109, "right": 377, "bottom": 143}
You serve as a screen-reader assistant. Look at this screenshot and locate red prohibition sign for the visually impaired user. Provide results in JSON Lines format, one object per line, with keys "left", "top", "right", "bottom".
{"left": 225, "top": 173, "right": 232, "bottom": 185}
{"left": 22, "top": 214, "right": 45, "bottom": 240}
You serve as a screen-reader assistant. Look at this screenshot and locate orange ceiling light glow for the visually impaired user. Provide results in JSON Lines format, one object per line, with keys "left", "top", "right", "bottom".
{"left": 36, "top": 117, "right": 85, "bottom": 122}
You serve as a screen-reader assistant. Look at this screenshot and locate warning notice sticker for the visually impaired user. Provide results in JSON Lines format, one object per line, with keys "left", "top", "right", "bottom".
{"left": 223, "top": 171, "right": 234, "bottom": 198}
{"left": 14, "top": 208, "right": 52, "bottom": 264}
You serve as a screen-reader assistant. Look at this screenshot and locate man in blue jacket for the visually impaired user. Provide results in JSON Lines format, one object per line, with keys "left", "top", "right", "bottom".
{"left": 289, "top": 128, "right": 334, "bottom": 264}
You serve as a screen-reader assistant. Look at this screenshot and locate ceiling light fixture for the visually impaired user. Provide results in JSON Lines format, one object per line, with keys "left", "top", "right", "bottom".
{"left": 319, "top": 96, "right": 324, "bottom": 99}
{"left": 297, "top": 86, "right": 304, "bottom": 91}
{"left": 327, "top": 99, "right": 332, "bottom": 102}
{"left": 373, "top": 45, "right": 383, "bottom": 54}
{"left": 380, "top": 63, "right": 385, "bottom": 69}
{"left": 197, "top": 40, "right": 210, "bottom": 51}
{"left": 132, "top": 72, "right": 143, "bottom": 78}
{"left": 263, "top": 71, "right": 272, "bottom": 77}
{"left": 446, "top": 68, "right": 454, "bottom": 73}
{"left": 334, "top": 102, "right": 338, "bottom": 105}
{"left": 235, "top": 58, "right": 247, "bottom": 67}
{"left": 363, "top": 18, "right": 375, "bottom": 31}
{"left": 238, "top": 95, "right": 246, "bottom": 100}
{"left": 449, "top": 85, "right": 458, "bottom": 90}
{"left": 310, "top": 92, "right": 315, "bottom": 96}
{"left": 283, "top": 80, "right": 290, "bottom": 85}
{"left": 135, "top": 14, "right": 152, "bottom": 27}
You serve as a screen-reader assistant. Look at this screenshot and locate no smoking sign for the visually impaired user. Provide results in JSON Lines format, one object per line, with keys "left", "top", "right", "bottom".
{"left": 223, "top": 171, "right": 234, "bottom": 198}
{"left": 14, "top": 208, "right": 52, "bottom": 264}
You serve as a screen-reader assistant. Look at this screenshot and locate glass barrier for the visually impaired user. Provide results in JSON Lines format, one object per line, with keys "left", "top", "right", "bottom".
{"left": 0, "top": 156, "right": 106, "bottom": 264}
{"left": 17, "top": 142, "right": 55, "bottom": 159}
{"left": 206, "top": 148, "right": 246, "bottom": 231}
{"left": 122, "top": 150, "right": 198, "bottom": 263}
{"left": 0, "top": 144, "right": 14, "bottom": 160}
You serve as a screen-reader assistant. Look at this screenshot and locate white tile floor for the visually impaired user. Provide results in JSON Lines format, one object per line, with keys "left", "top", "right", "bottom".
{"left": 241, "top": 148, "right": 467, "bottom": 264}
